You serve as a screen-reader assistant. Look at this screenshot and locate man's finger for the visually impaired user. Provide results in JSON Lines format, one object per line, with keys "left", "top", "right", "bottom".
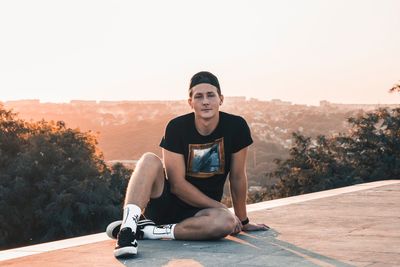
{"left": 256, "top": 223, "right": 269, "bottom": 230}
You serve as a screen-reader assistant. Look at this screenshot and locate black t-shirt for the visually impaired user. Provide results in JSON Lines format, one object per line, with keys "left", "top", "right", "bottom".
{"left": 160, "top": 111, "right": 253, "bottom": 205}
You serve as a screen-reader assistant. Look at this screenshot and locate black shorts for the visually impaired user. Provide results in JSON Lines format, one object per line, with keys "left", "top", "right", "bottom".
{"left": 143, "top": 179, "right": 202, "bottom": 225}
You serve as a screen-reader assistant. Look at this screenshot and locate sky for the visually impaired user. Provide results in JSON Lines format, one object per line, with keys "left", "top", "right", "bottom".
{"left": 0, "top": 0, "right": 399, "bottom": 105}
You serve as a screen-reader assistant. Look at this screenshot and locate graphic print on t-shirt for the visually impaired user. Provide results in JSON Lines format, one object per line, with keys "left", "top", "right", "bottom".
{"left": 187, "top": 138, "right": 225, "bottom": 178}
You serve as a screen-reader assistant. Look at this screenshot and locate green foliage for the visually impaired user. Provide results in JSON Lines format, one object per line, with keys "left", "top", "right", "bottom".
{"left": 0, "top": 105, "right": 132, "bottom": 249}
{"left": 269, "top": 108, "right": 400, "bottom": 198}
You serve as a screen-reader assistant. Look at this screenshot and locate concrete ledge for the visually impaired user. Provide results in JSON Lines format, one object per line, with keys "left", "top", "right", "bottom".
{"left": 1, "top": 179, "right": 399, "bottom": 265}
{"left": 246, "top": 180, "right": 400, "bottom": 212}
{"left": 0, "top": 233, "right": 109, "bottom": 261}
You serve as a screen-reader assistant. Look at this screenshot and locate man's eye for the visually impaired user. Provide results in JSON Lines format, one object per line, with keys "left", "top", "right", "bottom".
{"left": 207, "top": 93, "right": 216, "bottom": 97}
{"left": 194, "top": 95, "right": 203, "bottom": 99}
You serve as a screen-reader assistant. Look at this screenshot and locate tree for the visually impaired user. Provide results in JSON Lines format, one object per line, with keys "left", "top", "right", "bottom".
{"left": 269, "top": 108, "right": 400, "bottom": 198}
{"left": 0, "top": 105, "right": 130, "bottom": 249}
{"left": 109, "top": 162, "right": 132, "bottom": 205}
{"left": 346, "top": 108, "right": 400, "bottom": 182}
{"left": 389, "top": 81, "right": 400, "bottom": 93}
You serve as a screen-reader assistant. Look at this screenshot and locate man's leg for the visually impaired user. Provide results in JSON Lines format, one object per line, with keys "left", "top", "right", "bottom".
{"left": 111, "top": 208, "right": 237, "bottom": 241}
{"left": 115, "top": 153, "right": 235, "bottom": 244}
{"left": 124, "top": 152, "right": 165, "bottom": 208}
{"left": 114, "top": 152, "right": 164, "bottom": 257}
{"left": 174, "top": 208, "right": 236, "bottom": 240}
{"left": 120, "top": 152, "right": 165, "bottom": 231}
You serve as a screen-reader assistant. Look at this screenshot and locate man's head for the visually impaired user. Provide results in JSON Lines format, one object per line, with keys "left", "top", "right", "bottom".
{"left": 189, "top": 71, "right": 221, "bottom": 97}
{"left": 188, "top": 71, "right": 224, "bottom": 120}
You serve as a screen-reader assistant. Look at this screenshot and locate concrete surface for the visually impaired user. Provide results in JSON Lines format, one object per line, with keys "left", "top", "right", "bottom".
{"left": 1, "top": 180, "right": 399, "bottom": 267}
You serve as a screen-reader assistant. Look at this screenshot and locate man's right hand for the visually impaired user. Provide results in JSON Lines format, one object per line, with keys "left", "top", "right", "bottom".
{"left": 230, "top": 215, "right": 243, "bottom": 235}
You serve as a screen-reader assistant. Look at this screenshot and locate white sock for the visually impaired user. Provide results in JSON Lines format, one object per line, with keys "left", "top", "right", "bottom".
{"left": 121, "top": 204, "right": 141, "bottom": 233}
{"left": 142, "top": 224, "right": 176, "bottom": 240}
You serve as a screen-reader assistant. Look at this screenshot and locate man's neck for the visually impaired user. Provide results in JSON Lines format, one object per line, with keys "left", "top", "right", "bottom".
{"left": 194, "top": 112, "right": 220, "bottom": 136}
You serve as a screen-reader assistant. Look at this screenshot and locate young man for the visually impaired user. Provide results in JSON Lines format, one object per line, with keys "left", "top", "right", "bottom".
{"left": 107, "top": 71, "right": 269, "bottom": 258}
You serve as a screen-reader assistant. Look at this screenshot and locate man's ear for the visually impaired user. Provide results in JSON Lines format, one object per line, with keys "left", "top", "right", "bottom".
{"left": 188, "top": 98, "right": 193, "bottom": 109}
{"left": 219, "top": 95, "right": 224, "bottom": 105}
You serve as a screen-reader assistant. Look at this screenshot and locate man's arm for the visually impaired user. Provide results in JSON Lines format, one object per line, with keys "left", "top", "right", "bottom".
{"left": 230, "top": 147, "right": 269, "bottom": 233}
{"left": 229, "top": 147, "right": 249, "bottom": 221}
{"left": 163, "top": 148, "right": 226, "bottom": 209}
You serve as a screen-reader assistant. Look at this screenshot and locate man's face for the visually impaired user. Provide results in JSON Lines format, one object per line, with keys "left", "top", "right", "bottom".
{"left": 188, "top": 83, "right": 223, "bottom": 120}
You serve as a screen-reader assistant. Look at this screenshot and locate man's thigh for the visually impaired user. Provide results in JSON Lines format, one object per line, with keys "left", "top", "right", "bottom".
{"left": 193, "top": 207, "right": 232, "bottom": 219}
{"left": 144, "top": 179, "right": 201, "bottom": 224}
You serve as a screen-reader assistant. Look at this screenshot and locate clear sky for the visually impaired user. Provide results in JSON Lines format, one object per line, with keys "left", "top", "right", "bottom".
{"left": 0, "top": 0, "right": 399, "bottom": 105}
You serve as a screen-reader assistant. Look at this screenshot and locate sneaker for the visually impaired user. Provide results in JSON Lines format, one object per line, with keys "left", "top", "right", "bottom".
{"left": 106, "top": 219, "right": 156, "bottom": 240}
{"left": 114, "top": 227, "right": 138, "bottom": 257}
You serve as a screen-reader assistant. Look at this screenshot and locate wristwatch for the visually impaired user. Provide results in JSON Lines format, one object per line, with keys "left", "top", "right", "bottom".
{"left": 241, "top": 217, "right": 249, "bottom": 226}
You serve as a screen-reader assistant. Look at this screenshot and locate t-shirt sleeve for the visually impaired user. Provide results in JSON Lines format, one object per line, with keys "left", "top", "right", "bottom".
{"left": 231, "top": 116, "right": 253, "bottom": 153}
{"left": 159, "top": 119, "right": 184, "bottom": 154}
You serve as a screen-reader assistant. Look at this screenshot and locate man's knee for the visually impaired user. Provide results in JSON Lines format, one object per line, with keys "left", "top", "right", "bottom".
{"left": 208, "top": 209, "right": 236, "bottom": 239}
{"left": 138, "top": 152, "right": 163, "bottom": 172}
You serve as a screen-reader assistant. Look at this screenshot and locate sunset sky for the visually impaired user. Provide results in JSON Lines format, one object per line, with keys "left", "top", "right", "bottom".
{"left": 0, "top": 0, "right": 399, "bottom": 105}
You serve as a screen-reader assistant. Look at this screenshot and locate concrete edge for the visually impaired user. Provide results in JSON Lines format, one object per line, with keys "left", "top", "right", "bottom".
{"left": 0, "top": 233, "right": 109, "bottom": 261}
{"left": 245, "top": 179, "right": 400, "bottom": 212}
{"left": 1, "top": 179, "right": 399, "bottom": 262}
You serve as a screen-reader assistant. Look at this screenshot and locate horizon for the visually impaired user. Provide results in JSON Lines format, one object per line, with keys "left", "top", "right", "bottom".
{"left": 1, "top": 1, "right": 399, "bottom": 106}
{"left": 1, "top": 96, "right": 398, "bottom": 107}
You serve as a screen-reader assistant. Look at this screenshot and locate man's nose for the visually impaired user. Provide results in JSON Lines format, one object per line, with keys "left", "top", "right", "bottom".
{"left": 202, "top": 96, "right": 210, "bottom": 104}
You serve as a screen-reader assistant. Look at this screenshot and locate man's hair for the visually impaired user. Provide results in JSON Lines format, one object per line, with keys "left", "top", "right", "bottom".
{"left": 189, "top": 71, "right": 221, "bottom": 97}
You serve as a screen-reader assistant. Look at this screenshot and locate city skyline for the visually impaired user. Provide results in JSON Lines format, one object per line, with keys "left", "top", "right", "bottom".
{"left": 1, "top": 97, "right": 398, "bottom": 107}
{"left": 1, "top": 0, "right": 399, "bottom": 105}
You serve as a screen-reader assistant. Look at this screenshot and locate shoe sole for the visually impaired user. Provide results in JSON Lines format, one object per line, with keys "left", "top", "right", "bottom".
{"left": 106, "top": 219, "right": 155, "bottom": 240}
{"left": 114, "top": 246, "right": 137, "bottom": 258}
{"left": 106, "top": 220, "right": 123, "bottom": 240}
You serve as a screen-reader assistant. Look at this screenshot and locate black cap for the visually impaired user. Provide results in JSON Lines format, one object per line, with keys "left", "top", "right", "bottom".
{"left": 189, "top": 71, "right": 221, "bottom": 96}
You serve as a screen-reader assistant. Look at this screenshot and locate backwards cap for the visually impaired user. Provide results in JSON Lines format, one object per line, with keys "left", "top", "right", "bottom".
{"left": 189, "top": 71, "right": 221, "bottom": 96}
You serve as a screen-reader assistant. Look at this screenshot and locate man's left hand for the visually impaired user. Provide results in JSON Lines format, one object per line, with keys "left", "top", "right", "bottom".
{"left": 242, "top": 222, "right": 269, "bottom": 231}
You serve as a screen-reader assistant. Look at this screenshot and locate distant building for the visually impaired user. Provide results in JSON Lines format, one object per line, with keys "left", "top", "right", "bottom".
{"left": 5, "top": 99, "right": 40, "bottom": 105}
{"left": 98, "top": 100, "right": 129, "bottom": 106}
{"left": 248, "top": 186, "right": 262, "bottom": 193}
{"left": 319, "top": 100, "right": 399, "bottom": 110}
{"left": 224, "top": 96, "right": 247, "bottom": 103}
{"left": 271, "top": 99, "right": 292, "bottom": 105}
{"left": 70, "top": 100, "right": 97, "bottom": 105}
{"left": 320, "top": 100, "right": 330, "bottom": 107}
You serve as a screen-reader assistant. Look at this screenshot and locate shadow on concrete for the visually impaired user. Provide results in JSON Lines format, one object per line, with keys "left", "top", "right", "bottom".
{"left": 118, "top": 229, "right": 353, "bottom": 267}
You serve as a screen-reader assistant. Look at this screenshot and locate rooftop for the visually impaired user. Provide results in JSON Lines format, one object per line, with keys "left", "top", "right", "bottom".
{"left": 1, "top": 180, "right": 399, "bottom": 267}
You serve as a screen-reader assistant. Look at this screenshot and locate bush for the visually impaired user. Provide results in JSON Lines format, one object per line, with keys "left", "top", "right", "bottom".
{"left": 269, "top": 108, "right": 400, "bottom": 198}
{"left": 0, "top": 106, "right": 131, "bottom": 249}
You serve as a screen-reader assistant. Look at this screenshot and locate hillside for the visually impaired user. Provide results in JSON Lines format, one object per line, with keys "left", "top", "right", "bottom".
{"left": 3, "top": 98, "right": 396, "bottom": 186}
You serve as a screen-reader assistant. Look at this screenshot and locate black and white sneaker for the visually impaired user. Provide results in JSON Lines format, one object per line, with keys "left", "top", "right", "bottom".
{"left": 106, "top": 219, "right": 155, "bottom": 240}
{"left": 114, "top": 227, "right": 138, "bottom": 258}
